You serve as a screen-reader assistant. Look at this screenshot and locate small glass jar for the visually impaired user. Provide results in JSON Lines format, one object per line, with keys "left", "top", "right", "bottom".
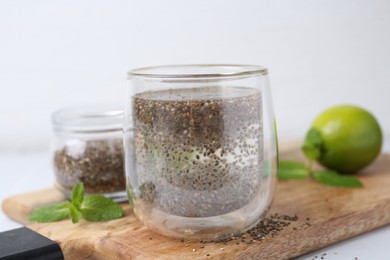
{"left": 125, "top": 64, "right": 278, "bottom": 239}
{"left": 52, "top": 105, "right": 127, "bottom": 200}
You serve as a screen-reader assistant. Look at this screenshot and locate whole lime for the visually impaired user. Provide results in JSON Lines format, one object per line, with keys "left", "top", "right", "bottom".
{"left": 311, "top": 105, "right": 382, "bottom": 173}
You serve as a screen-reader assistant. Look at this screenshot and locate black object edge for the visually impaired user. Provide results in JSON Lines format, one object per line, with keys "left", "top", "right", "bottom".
{"left": 0, "top": 227, "right": 64, "bottom": 260}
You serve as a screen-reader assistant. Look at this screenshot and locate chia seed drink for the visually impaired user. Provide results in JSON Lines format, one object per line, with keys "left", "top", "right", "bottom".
{"left": 129, "top": 86, "right": 269, "bottom": 236}
{"left": 51, "top": 105, "right": 126, "bottom": 200}
{"left": 126, "top": 65, "right": 277, "bottom": 239}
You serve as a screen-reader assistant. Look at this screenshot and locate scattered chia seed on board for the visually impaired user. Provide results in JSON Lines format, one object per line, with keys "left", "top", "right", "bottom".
{"left": 54, "top": 138, "right": 125, "bottom": 194}
{"left": 132, "top": 86, "right": 264, "bottom": 217}
{"left": 173, "top": 213, "right": 301, "bottom": 254}
{"left": 199, "top": 213, "right": 299, "bottom": 244}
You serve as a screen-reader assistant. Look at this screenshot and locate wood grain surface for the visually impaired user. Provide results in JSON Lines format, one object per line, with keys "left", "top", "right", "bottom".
{"left": 2, "top": 145, "right": 390, "bottom": 259}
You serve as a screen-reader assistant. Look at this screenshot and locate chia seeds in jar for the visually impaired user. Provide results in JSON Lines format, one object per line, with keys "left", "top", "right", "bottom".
{"left": 52, "top": 105, "right": 126, "bottom": 200}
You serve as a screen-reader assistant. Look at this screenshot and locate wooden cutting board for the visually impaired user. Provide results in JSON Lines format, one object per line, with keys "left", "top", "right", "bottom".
{"left": 2, "top": 146, "right": 390, "bottom": 260}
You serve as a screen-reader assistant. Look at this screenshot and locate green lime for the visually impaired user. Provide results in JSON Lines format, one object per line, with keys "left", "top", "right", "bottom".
{"left": 311, "top": 105, "right": 382, "bottom": 173}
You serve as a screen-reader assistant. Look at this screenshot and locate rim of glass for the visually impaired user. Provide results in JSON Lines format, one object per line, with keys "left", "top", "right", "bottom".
{"left": 52, "top": 105, "right": 124, "bottom": 133}
{"left": 128, "top": 64, "right": 268, "bottom": 79}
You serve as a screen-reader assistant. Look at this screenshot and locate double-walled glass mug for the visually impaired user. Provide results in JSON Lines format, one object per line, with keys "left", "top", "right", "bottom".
{"left": 124, "top": 65, "right": 278, "bottom": 239}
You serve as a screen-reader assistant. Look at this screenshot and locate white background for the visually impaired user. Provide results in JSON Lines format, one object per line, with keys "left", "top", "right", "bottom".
{"left": 0, "top": 0, "right": 389, "bottom": 153}
{"left": 1, "top": 0, "right": 390, "bottom": 259}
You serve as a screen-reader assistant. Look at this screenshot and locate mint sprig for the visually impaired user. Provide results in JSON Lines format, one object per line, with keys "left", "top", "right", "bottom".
{"left": 313, "top": 170, "right": 363, "bottom": 188}
{"left": 278, "top": 128, "right": 363, "bottom": 188}
{"left": 28, "top": 183, "right": 125, "bottom": 223}
{"left": 69, "top": 204, "right": 82, "bottom": 224}
{"left": 301, "top": 128, "right": 323, "bottom": 160}
{"left": 28, "top": 201, "right": 71, "bottom": 222}
{"left": 278, "top": 161, "right": 309, "bottom": 180}
{"left": 71, "top": 182, "right": 84, "bottom": 210}
{"left": 81, "top": 195, "right": 125, "bottom": 221}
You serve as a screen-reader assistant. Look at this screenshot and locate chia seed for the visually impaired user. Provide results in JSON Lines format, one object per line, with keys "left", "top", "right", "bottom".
{"left": 201, "top": 213, "right": 299, "bottom": 244}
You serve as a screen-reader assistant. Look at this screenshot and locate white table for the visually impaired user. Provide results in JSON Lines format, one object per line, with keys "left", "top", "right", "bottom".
{"left": 1, "top": 150, "right": 389, "bottom": 260}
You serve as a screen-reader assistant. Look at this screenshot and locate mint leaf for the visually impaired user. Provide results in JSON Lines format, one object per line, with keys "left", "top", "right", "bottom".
{"left": 28, "top": 182, "right": 125, "bottom": 223}
{"left": 301, "top": 128, "right": 323, "bottom": 160}
{"left": 278, "top": 160, "right": 309, "bottom": 180}
{"left": 127, "top": 187, "right": 134, "bottom": 208}
{"left": 152, "top": 148, "right": 161, "bottom": 158}
{"left": 71, "top": 183, "right": 84, "bottom": 210}
{"left": 28, "top": 201, "right": 71, "bottom": 223}
{"left": 313, "top": 170, "right": 363, "bottom": 188}
{"left": 80, "top": 195, "right": 125, "bottom": 221}
{"left": 69, "top": 204, "right": 82, "bottom": 224}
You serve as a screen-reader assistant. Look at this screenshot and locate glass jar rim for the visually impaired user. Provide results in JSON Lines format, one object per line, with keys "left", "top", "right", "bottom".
{"left": 52, "top": 105, "right": 123, "bottom": 133}
{"left": 128, "top": 64, "right": 268, "bottom": 80}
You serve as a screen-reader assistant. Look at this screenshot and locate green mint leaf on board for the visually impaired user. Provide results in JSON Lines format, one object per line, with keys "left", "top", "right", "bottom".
{"left": 71, "top": 183, "right": 84, "bottom": 210}
{"left": 313, "top": 170, "right": 363, "bottom": 188}
{"left": 127, "top": 187, "right": 135, "bottom": 208}
{"left": 69, "top": 204, "right": 82, "bottom": 224}
{"left": 28, "top": 182, "right": 125, "bottom": 223}
{"left": 28, "top": 201, "right": 71, "bottom": 223}
{"left": 278, "top": 160, "right": 309, "bottom": 180}
{"left": 301, "top": 128, "right": 323, "bottom": 160}
{"left": 81, "top": 195, "right": 125, "bottom": 221}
